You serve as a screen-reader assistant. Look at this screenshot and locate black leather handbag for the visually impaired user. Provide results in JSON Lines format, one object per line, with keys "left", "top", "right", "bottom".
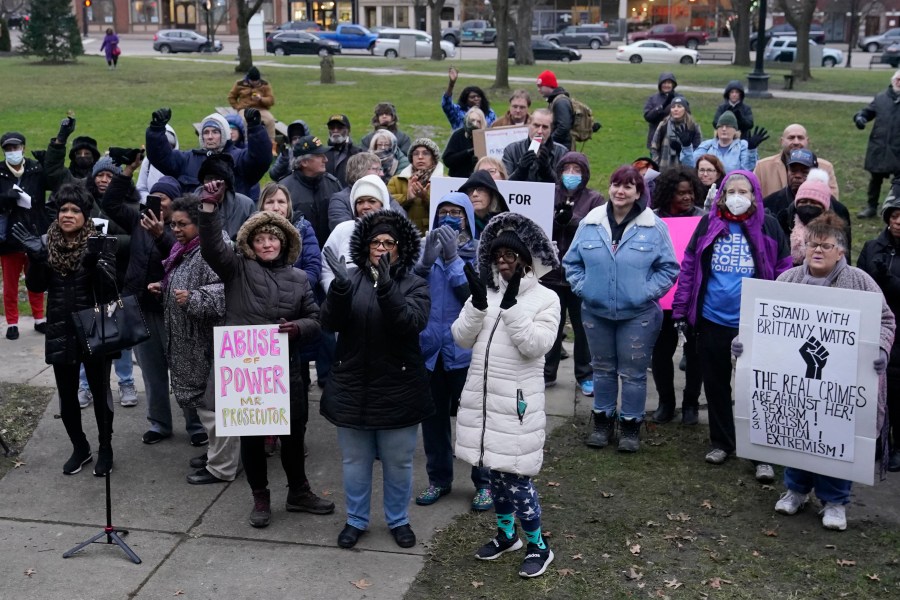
{"left": 72, "top": 287, "right": 150, "bottom": 358}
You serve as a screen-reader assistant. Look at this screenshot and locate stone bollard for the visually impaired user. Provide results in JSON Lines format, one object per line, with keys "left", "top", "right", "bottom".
{"left": 320, "top": 55, "right": 335, "bottom": 84}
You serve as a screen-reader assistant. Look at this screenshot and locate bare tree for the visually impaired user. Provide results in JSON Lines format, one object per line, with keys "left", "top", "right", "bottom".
{"left": 732, "top": 0, "right": 754, "bottom": 67}
{"left": 843, "top": 0, "right": 878, "bottom": 68}
{"left": 234, "top": 0, "right": 265, "bottom": 72}
{"left": 778, "top": 0, "right": 817, "bottom": 80}
{"left": 427, "top": 0, "right": 447, "bottom": 61}
{"left": 510, "top": 0, "right": 535, "bottom": 65}
{"left": 492, "top": 0, "right": 510, "bottom": 88}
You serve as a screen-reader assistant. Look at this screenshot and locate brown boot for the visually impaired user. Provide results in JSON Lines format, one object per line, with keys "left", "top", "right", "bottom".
{"left": 286, "top": 483, "right": 335, "bottom": 515}
{"left": 249, "top": 489, "right": 271, "bottom": 528}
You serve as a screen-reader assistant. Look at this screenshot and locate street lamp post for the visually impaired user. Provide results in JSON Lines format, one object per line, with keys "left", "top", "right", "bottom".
{"left": 746, "top": 0, "right": 772, "bottom": 98}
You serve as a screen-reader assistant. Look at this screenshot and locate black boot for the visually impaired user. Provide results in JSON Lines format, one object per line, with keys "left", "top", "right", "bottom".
{"left": 652, "top": 401, "right": 675, "bottom": 424}
{"left": 93, "top": 444, "right": 113, "bottom": 476}
{"left": 585, "top": 411, "right": 615, "bottom": 448}
{"left": 63, "top": 437, "right": 92, "bottom": 475}
{"left": 286, "top": 482, "right": 335, "bottom": 514}
{"left": 681, "top": 405, "right": 699, "bottom": 426}
{"left": 617, "top": 419, "right": 641, "bottom": 453}
{"left": 249, "top": 489, "right": 272, "bottom": 528}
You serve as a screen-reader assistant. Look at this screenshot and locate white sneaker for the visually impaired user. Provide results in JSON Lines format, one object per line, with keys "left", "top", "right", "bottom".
{"left": 774, "top": 489, "right": 808, "bottom": 515}
{"left": 119, "top": 384, "right": 138, "bottom": 407}
{"left": 821, "top": 503, "right": 847, "bottom": 531}
{"left": 755, "top": 463, "right": 775, "bottom": 483}
{"left": 77, "top": 388, "right": 93, "bottom": 409}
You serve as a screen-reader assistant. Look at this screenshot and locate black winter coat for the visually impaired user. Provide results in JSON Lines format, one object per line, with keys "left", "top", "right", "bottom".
{"left": 857, "top": 228, "right": 900, "bottom": 371}
{"left": 320, "top": 210, "right": 432, "bottom": 430}
{"left": 855, "top": 85, "right": 900, "bottom": 175}
{"left": 441, "top": 128, "right": 478, "bottom": 178}
{"left": 25, "top": 243, "right": 117, "bottom": 365}
{"left": 547, "top": 87, "right": 574, "bottom": 149}
{"left": 713, "top": 81, "right": 754, "bottom": 140}
{"left": 0, "top": 158, "right": 50, "bottom": 254}
{"left": 277, "top": 170, "right": 342, "bottom": 244}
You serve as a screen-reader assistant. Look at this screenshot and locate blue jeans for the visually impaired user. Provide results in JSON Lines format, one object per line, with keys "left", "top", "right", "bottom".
{"left": 337, "top": 425, "right": 418, "bottom": 530}
{"left": 80, "top": 349, "right": 134, "bottom": 389}
{"left": 784, "top": 467, "right": 852, "bottom": 505}
{"left": 581, "top": 303, "right": 663, "bottom": 420}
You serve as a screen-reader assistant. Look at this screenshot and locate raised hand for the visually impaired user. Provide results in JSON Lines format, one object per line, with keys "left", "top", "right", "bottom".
{"left": 799, "top": 336, "right": 829, "bottom": 380}
{"left": 10, "top": 222, "right": 44, "bottom": 259}
{"left": 323, "top": 246, "right": 349, "bottom": 287}
{"left": 745, "top": 126, "right": 769, "bottom": 151}
{"left": 151, "top": 107, "right": 172, "bottom": 128}
{"left": 57, "top": 116, "right": 76, "bottom": 144}
{"left": 463, "top": 262, "right": 487, "bottom": 310}
{"left": 200, "top": 180, "right": 226, "bottom": 205}
{"left": 436, "top": 224, "right": 459, "bottom": 262}
{"left": 244, "top": 108, "right": 261, "bottom": 128}
{"left": 421, "top": 228, "right": 441, "bottom": 268}
{"left": 500, "top": 266, "right": 523, "bottom": 310}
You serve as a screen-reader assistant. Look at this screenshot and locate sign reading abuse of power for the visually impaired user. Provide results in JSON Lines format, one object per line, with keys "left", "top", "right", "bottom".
{"left": 214, "top": 325, "right": 291, "bottom": 436}
{"left": 734, "top": 279, "right": 882, "bottom": 485}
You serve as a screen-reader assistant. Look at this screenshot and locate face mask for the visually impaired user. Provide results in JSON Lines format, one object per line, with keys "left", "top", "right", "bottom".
{"left": 439, "top": 215, "right": 462, "bottom": 231}
{"left": 795, "top": 204, "right": 824, "bottom": 224}
{"left": 5, "top": 150, "right": 23, "bottom": 166}
{"left": 329, "top": 134, "right": 348, "bottom": 146}
{"left": 375, "top": 149, "right": 392, "bottom": 160}
{"left": 561, "top": 174, "right": 582, "bottom": 191}
{"left": 74, "top": 156, "right": 94, "bottom": 170}
{"left": 724, "top": 193, "right": 752, "bottom": 216}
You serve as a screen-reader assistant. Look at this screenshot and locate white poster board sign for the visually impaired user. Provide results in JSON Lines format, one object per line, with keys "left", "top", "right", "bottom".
{"left": 734, "top": 279, "right": 882, "bottom": 485}
{"left": 214, "top": 325, "right": 291, "bottom": 436}
{"left": 473, "top": 125, "right": 529, "bottom": 159}
{"left": 429, "top": 176, "right": 554, "bottom": 238}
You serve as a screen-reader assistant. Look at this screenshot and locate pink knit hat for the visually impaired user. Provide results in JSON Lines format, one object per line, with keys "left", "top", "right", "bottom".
{"left": 794, "top": 178, "right": 831, "bottom": 209}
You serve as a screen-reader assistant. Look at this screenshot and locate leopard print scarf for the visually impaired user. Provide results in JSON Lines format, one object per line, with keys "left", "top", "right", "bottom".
{"left": 46, "top": 220, "right": 93, "bottom": 276}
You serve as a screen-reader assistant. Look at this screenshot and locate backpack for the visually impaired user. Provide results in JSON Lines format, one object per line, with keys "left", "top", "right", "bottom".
{"left": 552, "top": 94, "right": 598, "bottom": 144}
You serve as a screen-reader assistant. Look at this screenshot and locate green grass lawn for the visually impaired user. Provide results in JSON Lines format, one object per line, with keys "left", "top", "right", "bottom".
{"left": 0, "top": 53, "right": 882, "bottom": 255}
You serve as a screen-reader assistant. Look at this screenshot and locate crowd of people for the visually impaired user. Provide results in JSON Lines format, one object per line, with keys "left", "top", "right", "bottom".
{"left": 2, "top": 64, "right": 900, "bottom": 579}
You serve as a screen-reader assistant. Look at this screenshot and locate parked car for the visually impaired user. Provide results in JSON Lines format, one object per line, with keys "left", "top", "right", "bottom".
{"left": 372, "top": 28, "right": 456, "bottom": 59}
{"left": 615, "top": 40, "right": 699, "bottom": 64}
{"left": 6, "top": 12, "right": 28, "bottom": 30}
{"left": 750, "top": 23, "right": 826, "bottom": 51}
{"left": 153, "top": 30, "right": 224, "bottom": 54}
{"left": 543, "top": 25, "right": 610, "bottom": 49}
{"left": 882, "top": 41, "right": 900, "bottom": 67}
{"left": 441, "top": 20, "right": 496, "bottom": 46}
{"left": 275, "top": 21, "right": 323, "bottom": 33}
{"left": 859, "top": 27, "right": 900, "bottom": 53}
{"left": 317, "top": 24, "right": 378, "bottom": 50}
{"left": 763, "top": 36, "right": 843, "bottom": 67}
{"left": 508, "top": 38, "right": 582, "bottom": 62}
{"left": 266, "top": 31, "right": 341, "bottom": 56}
{"left": 629, "top": 24, "right": 707, "bottom": 49}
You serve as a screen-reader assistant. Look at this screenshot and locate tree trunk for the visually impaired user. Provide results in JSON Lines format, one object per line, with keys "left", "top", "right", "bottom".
{"left": 235, "top": 0, "right": 265, "bottom": 73}
{"left": 428, "top": 0, "right": 446, "bottom": 61}
{"left": 779, "top": 0, "right": 817, "bottom": 80}
{"left": 732, "top": 0, "right": 753, "bottom": 67}
{"left": 493, "top": 0, "right": 510, "bottom": 89}
{"left": 514, "top": 0, "right": 535, "bottom": 65}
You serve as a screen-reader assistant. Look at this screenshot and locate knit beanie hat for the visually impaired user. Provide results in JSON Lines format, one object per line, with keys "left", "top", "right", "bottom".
{"left": 200, "top": 113, "right": 230, "bottom": 149}
{"left": 250, "top": 223, "right": 286, "bottom": 246}
{"left": 794, "top": 178, "right": 831, "bottom": 209}
{"left": 670, "top": 96, "right": 690, "bottom": 112}
{"left": 369, "top": 221, "right": 400, "bottom": 241}
{"left": 715, "top": 111, "right": 738, "bottom": 129}
{"left": 350, "top": 174, "right": 390, "bottom": 215}
{"left": 408, "top": 137, "right": 440, "bottom": 163}
{"left": 490, "top": 230, "right": 532, "bottom": 265}
{"left": 68, "top": 136, "right": 101, "bottom": 162}
{"left": 198, "top": 153, "right": 236, "bottom": 191}
{"left": 92, "top": 156, "right": 121, "bottom": 178}
{"left": 247, "top": 66, "right": 261, "bottom": 81}
{"left": 536, "top": 70, "right": 558, "bottom": 89}
{"left": 150, "top": 176, "right": 182, "bottom": 201}
{"left": 882, "top": 180, "right": 900, "bottom": 223}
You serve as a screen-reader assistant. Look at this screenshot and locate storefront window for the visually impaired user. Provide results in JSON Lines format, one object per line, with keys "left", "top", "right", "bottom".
{"left": 396, "top": 6, "right": 408, "bottom": 28}
{"left": 131, "top": 0, "right": 160, "bottom": 28}
{"left": 382, "top": 6, "right": 394, "bottom": 27}
{"left": 87, "top": 0, "right": 115, "bottom": 26}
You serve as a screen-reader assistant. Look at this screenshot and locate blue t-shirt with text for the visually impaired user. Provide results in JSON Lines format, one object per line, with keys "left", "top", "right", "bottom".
{"left": 702, "top": 221, "right": 755, "bottom": 328}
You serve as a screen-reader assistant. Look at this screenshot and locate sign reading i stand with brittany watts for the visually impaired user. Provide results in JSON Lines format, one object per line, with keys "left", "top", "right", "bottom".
{"left": 214, "top": 325, "right": 291, "bottom": 437}
{"left": 733, "top": 279, "right": 882, "bottom": 485}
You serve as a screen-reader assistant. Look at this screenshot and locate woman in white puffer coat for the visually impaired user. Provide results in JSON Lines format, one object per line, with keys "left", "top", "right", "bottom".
{"left": 452, "top": 212, "right": 560, "bottom": 579}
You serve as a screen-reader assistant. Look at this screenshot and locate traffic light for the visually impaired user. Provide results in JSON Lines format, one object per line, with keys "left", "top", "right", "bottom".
{"left": 84, "top": 0, "right": 92, "bottom": 7}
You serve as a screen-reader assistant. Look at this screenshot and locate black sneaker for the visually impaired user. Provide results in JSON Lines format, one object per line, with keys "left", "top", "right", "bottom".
{"left": 5, "top": 326, "right": 18, "bottom": 340}
{"left": 93, "top": 446, "right": 113, "bottom": 477}
{"left": 285, "top": 486, "right": 335, "bottom": 514}
{"left": 142, "top": 430, "right": 167, "bottom": 445}
{"left": 190, "top": 432, "right": 209, "bottom": 447}
{"left": 518, "top": 543, "right": 554, "bottom": 578}
{"left": 475, "top": 528, "right": 524, "bottom": 560}
{"left": 63, "top": 447, "right": 92, "bottom": 475}
{"left": 34, "top": 321, "right": 47, "bottom": 334}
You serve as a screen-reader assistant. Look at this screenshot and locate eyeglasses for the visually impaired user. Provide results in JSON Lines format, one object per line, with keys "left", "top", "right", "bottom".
{"left": 697, "top": 168, "right": 718, "bottom": 174}
{"left": 170, "top": 221, "right": 195, "bottom": 230}
{"left": 369, "top": 239, "right": 397, "bottom": 250}
{"left": 366, "top": 165, "right": 384, "bottom": 174}
{"left": 492, "top": 250, "right": 519, "bottom": 263}
{"left": 807, "top": 242, "right": 836, "bottom": 251}
{"left": 437, "top": 208, "right": 464, "bottom": 217}
{"left": 483, "top": 168, "right": 499, "bottom": 174}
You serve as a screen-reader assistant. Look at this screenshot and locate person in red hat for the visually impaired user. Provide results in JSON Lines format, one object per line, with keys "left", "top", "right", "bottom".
{"left": 536, "top": 70, "right": 574, "bottom": 150}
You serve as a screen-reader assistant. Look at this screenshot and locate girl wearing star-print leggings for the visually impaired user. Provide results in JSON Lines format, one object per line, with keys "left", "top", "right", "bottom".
{"left": 451, "top": 213, "right": 561, "bottom": 579}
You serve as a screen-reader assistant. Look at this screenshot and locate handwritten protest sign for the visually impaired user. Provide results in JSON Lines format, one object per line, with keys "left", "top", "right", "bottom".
{"left": 429, "top": 176, "right": 554, "bottom": 237}
{"left": 214, "top": 325, "right": 291, "bottom": 436}
{"left": 472, "top": 125, "right": 530, "bottom": 159}
{"left": 659, "top": 216, "right": 701, "bottom": 310}
{"left": 734, "top": 279, "right": 882, "bottom": 485}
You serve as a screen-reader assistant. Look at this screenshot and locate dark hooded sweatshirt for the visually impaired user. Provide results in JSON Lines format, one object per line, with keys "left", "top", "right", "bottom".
{"left": 457, "top": 169, "right": 510, "bottom": 239}
{"left": 643, "top": 72, "right": 677, "bottom": 148}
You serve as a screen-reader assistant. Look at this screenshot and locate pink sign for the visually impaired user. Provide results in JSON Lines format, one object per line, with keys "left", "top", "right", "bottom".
{"left": 659, "top": 216, "right": 702, "bottom": 310}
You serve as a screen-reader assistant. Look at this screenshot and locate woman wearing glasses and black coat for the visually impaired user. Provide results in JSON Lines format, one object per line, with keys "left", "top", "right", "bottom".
{"left": 320, "top": 209, "right": 432, "bottom": 550}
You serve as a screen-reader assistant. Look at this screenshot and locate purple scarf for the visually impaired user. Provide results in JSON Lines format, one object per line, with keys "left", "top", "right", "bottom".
{"left": 162, "top": 237, "right": 200, "bottom": 291}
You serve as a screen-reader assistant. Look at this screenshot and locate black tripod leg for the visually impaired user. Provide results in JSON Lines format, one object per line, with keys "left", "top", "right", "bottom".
{"left": 62, "top": 531, "right": 109, "bottom": 558}
{"left": 107, "top": 531, "right": 142, "bottom": 564}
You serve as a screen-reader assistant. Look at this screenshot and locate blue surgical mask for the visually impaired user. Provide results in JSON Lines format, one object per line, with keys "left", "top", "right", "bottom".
{"left": 561, "top": 174, "right": 582, "bottom": 191}
{"left": 439, "top": 215, "right": 462, "bottom": 231}
{"left": 4, "top": 150, "right": 23, "bottom": 166}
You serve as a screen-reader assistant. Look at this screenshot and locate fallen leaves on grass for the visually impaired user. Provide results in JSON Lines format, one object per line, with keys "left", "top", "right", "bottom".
{"left": 571, "top": 553, "right": 583, "bottom": 560}
{"left": 762, "top": 528, "right": 778, "bottom": 537}
{"left": 705, "top": 577, "right": 733, "bottom": 588}
{"left": 173, "top": 591, "right": 184, "bottom": 597}
{"left": 645, "top": 520, "right": 660, "bottom": 527}
{"left": 547, "top": 481, "right": 561, "bottom": 487}
{"left": 351, "top": 579, "right": 373, "bottom": 589}
{"left": 666, "top": 512, "right": 691, "bottom": 522}
{"left": 760, "top": 485, "right": 775, "bottom": 491}
{"left": 24, "top": 568, "right": 35, "bottom": 577}
{"left": 564, "top": 533, "right": 576, "bottom": 539}
{"left": 701, "top": 499, "right": 713, "bottom": 509}
{"left": 471, "top": 581, "right": 484, "bottom": 588}
{"left": 601, "top": 491, "right": 614, "bottom": 498}
{"left": 630, "top": 543, "right": 641, "bottom": 555}
{"left": 836, "top": 559, "right": 856, "bottom": 567}
{"left": 557, "top": 568, "right": 577, "bottom": 577}
{"left": 665, "top": 578, "right": 683, "bottom": 589}
{"left": 867, "top": 573, "right": 880, "bottom": 581}
{"left": 13, "top": 458, "right": 25, "bottom": 468}
{"left": 825, "top": 544, "right": 837, "bottom": 549}
{"left": 752, "top": 550, "right": 763, "bottom": 557}
{"left": 624, "top": 566, "right": 643, "bottom": 581}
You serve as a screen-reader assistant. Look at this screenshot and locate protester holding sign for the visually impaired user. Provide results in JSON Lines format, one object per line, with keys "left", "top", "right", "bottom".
{"left": 740, "top": 214, "right": 895, "bottom": 530}
{"left": 564, "top": 166, "right": 679, "bottom": 453}
{"left": 672, "top": 170, "right": 790, "bottom": 477}
{"left": 319, "top": 210, "right": 432, "bottom": 550}
{"left": 457, "top": 170, "right": 510, "bottom": 238}
{"left": 857, "top": 186, "right": 900, "bottom": 472}
{"left": 199, "top": 181, "right": 333, "bottom": 528}
{"left": 651, "top": 167, "right": 706, "bottom": 425}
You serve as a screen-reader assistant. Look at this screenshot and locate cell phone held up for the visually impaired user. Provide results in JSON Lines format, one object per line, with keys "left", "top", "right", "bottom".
{"left": 528, "top": 136, "right": 542, "bottom": 155}
{"left": 143, "top": 195, "right": 162, "bottom": 220}
{"left": 108, "top": 147, "right": 143, "bottom": 166}
{"left": 87, "top": 233, "right": 118, "bottom": 255}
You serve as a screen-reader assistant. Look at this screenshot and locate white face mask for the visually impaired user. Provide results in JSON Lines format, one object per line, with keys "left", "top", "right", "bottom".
{"left": 4, "top": 150, "right": 23, "bottom": 166}
{"left": 724, "top": 193, "right": 752, "bottom": 216}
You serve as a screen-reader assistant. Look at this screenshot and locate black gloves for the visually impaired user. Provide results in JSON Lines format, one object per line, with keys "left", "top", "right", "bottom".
{"left": 500, "top": 266, "right": 523, "bottom": 310}
{"left": 463, "top": 263, "right": 487, "bottom": 311}
{"left": 151, "top": 107, "right": 172, "bottom": 128}
{"left": 10, "top": 223, "right": 46, "bottom": 261}
{"left": 244, "top": 108, "right": 261, "bottom": 129}
{"left": 323, "top": 246, "right": 349, "bottom": 287}
{"left": 854, "top": 114, "right": 867, "bottom": 130}
{"left": 278, "top": 318, "right": 300, "bottom": 341}
{"left": 745, "top": 126, "right": 769, "bottom": 151}
{"left": 677, "top": 126, "right": 694, "bottom": 146}
{"left": 537, "top": 142, "right": 554, "bottom": 180}
{"left": 56, "top": 117, "right": 76, "bottom": 144}
{"left": 871, "top": 256, "right": 891, "bottom": 280}
{"left": 517, "top": 147, "right": 536, "bottom": 172}
{"left": 554, "top": 200, "right": 574, "bottom": 226}
{"left": 670, "top": 138, "right": 683, "bottom": 154}
{"left": 662, "top": 91, "right": 674, "bottom": 108}
{"left": 0, "top": 188, "right": 19, "bottom": 207}
{"left": 375, "top": 252, "right": 393, "bottom": 289}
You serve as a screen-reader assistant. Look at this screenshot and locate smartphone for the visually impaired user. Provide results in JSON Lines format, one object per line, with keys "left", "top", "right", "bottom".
{"left": 144, "top": 195, "right": 162, "bottom": 220}
{"left": 528, "top": 136, "right": 542, "bottom": 155}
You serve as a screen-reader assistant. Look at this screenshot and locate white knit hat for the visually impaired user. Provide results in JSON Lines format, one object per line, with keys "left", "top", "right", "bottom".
{"left": 350, "top": 174, "right": 390, "bottom": 216}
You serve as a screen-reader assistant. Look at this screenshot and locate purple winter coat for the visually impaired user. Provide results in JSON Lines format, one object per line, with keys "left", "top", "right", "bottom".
{"left": 100, "top": 33, "right": 119, "bottom": 62}
{"left": 671, "top": 170, "right": 791, "bottom": 326}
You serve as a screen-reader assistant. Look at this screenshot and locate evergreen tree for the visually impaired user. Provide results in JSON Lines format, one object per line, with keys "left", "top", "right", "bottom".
{"left": 19, "top": 0, "right": 84, "bottom": 62}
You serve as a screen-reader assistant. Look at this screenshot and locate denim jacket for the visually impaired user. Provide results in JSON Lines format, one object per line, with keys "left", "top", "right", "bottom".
{"left": 563, "top": 204, "right": 679, "bottom": 320}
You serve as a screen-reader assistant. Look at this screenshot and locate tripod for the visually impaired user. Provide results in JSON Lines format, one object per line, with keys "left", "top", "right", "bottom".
{"left": 63, "top": 249, "right": 141, "bottom": 564}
